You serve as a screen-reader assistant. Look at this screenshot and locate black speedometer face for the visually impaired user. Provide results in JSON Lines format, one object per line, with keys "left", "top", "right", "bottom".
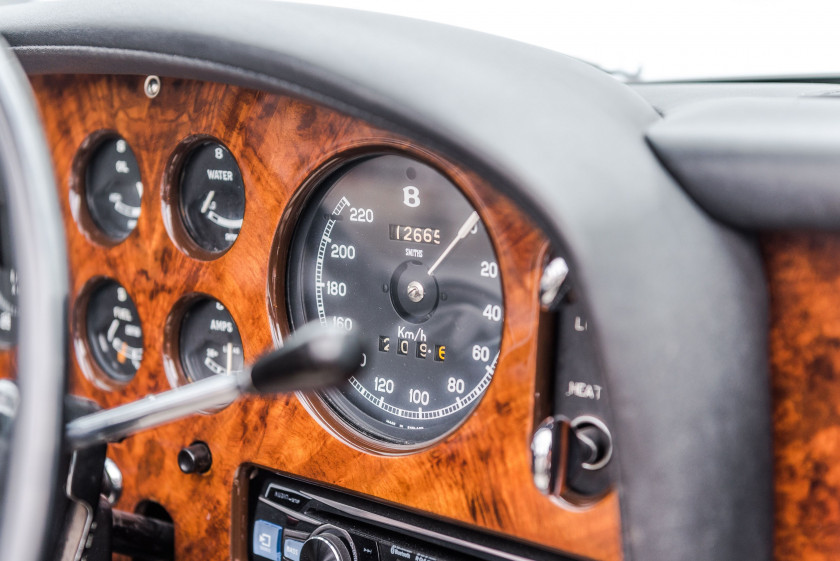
{"left": 287, "top": 154, "right": 504, "bottom": 448}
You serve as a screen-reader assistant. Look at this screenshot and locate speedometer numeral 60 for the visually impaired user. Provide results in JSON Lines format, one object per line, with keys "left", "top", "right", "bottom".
{"left": 472, "top": 345, "right": 490, "bottom": 362}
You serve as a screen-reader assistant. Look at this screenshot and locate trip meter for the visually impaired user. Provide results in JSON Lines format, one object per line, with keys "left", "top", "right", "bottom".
{"left": 285, "top": 154, "right": 504, "bottom": 450}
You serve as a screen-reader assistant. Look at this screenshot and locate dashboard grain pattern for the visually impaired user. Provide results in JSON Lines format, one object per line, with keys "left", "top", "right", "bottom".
{"left": 30, "top": 74, "right": 621, "bottom": 561}
{"left": 765, "top": 232, "right": 840, "bottom": 561}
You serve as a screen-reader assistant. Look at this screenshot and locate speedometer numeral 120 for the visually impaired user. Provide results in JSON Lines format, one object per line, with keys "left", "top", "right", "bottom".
{"left": 286, "top": 154, "right": 504, "bottom": 450}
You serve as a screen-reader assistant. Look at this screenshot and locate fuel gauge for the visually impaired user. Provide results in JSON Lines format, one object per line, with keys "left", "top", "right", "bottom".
{"left": 178, "top": 297, "right": 243, "bottom": 382}
{"left": 85, "top": 279, "right": 143, "bottom": 383}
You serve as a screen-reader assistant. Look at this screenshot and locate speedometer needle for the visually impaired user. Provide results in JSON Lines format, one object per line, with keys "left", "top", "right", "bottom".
{"left": 427, "top": 211, "right": 479, "bottom": 276}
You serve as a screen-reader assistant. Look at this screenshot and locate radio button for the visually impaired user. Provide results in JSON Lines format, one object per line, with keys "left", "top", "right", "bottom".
{"left": 284, "top": 538, "right": 305, "bottom": 561}
{"left": 350, "top": 534, "right": 379, "bottom": 561}
{"left": 253, "top": 520, "right": 283, "bottom": 561}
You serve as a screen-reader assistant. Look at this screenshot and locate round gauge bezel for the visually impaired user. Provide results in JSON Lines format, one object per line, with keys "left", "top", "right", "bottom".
{"left": 161, "top": 135, "right": 245, "bottom": 261}
{"left": 163, "top": 293, "right": 242, "bottom": 412}
{"left": 70, "top": 130, "right": 144, "bottom": 247}
{"left": 73, "top": 276, "right": 145, "bottom": 391}
{"left": 268, "top": 142, "right": 506, "bottom": 456}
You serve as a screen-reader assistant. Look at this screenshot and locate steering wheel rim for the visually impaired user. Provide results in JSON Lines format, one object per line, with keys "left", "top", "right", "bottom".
{"left": 0, "top": 37, "right": 68, "bottom": 561}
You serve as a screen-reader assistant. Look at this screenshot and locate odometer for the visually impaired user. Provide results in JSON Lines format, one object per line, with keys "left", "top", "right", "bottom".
{"left": 286, "top": 154, "right": 504, "bottom": 449}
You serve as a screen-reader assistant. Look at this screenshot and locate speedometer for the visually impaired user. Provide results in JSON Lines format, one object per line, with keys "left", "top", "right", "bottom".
{"left": 284, "top": 154, "right": 504, "bottom": 450}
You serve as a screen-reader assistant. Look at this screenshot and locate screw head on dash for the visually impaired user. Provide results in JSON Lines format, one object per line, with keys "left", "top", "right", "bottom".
{"left": 144, "top": 75, "right": 161, "bottom": 99}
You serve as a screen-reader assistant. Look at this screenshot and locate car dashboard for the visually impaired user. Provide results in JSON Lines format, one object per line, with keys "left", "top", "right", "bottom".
{"left": 32, "top": 73, "right": 612, "bottom": 559}
{"left": 2, "top": 2, "right": 840, "bottom": 561}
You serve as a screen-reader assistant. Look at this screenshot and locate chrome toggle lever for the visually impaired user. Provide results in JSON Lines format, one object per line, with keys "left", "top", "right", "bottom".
{"left": 65, "top": 322, "right": 363, "bottom": 450}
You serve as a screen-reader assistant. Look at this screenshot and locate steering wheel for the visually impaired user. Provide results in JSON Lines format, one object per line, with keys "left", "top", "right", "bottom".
{"left": 0, "top": 37, "right": 68, "bottom": 560}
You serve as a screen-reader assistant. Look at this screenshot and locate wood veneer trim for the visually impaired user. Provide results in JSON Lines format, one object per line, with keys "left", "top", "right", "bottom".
{"left": 29, "top": 74, "right": 622, "bottom": 561}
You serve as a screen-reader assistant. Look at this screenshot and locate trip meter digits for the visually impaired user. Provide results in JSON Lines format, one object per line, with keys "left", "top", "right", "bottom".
{"left": 286, "top": 154, "right": 504, "bottom": 448}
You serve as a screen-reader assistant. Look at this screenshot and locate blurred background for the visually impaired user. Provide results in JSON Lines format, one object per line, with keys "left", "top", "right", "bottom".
{"left": 289, "top": 0, "right": 840, "bottom": 81}
{"left": 3, "top": 0, "right": 838, "bottom": 81}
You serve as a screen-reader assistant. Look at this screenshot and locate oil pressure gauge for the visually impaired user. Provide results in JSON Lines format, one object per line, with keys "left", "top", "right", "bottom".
{"left": 84, "top": 135, "right": 143, "bottom": 242}
{"left": 85, "top": 279, "right": 143, "bottom": 383}
{"left": 178, "top": 296, "right": 243, "bottom": 382}
{"left": 178, "top": 140, "right": 245, "bottom": 255}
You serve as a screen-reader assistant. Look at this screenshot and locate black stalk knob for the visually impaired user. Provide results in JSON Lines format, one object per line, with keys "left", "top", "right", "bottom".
{"left": 178, "top": 441, "right": 212, "bottom": 474}
{"left": 248, "top": 322, "right": 364, "bottom": 395}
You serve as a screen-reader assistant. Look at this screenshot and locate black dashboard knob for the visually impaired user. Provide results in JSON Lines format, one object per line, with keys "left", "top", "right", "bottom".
{"left": 178, "top": 441, "right": 212, "bottom": 474}
{"left": 572, "top": 421, "right": 612, "bottom": 471}
{"left": 299, "top": 533, "right": 352, "bottom": 561}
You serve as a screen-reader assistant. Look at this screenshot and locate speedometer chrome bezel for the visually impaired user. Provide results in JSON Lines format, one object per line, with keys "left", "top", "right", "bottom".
{"left": 268, "top": 143, "right": 506, "bottom": 456}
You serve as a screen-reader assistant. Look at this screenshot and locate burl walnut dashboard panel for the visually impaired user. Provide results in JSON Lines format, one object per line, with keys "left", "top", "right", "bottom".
{"left": 765, "top": 233, "right": 840, "bottom": 561}
{"left": 27, "top": 75, "right": 622, "bottom": 561}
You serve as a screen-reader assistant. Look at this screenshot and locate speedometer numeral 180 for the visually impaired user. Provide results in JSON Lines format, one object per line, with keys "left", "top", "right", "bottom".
{"left": 286, "top": 154, "right": 504, "bottom": 449}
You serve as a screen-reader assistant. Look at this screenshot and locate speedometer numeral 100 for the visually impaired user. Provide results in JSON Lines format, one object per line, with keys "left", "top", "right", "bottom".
{"left": 286, "top": 154, "right": 505, "bottom": 448}
{"left": 408, "top": 388, "right": 430, "bottom": 405}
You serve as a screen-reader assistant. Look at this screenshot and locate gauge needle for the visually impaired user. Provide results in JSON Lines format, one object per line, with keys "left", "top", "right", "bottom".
{"left": 117, "top": 341, "right": 127, "bottom": 364}
{"left": 106, "top": 319, "right": 120, "bottom": 342}
{"left": 427, "top": 211, "right": 479, "bottom": 276}
{"left": 225, "top": 342, "right": 233, "bottom": 375}
{"left": 200, "top": 190, "right": 216, "bottom": 214}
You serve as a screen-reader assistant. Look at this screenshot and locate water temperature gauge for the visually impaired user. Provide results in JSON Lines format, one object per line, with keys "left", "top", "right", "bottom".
{"left": 178, "top": 296, "right": 243, "bottom": 382}
{"left": 85, "top": 279, "right": 144, "bottom": 383}
{"left": 178, "top": 140, "right": 245, "bottom": 255}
